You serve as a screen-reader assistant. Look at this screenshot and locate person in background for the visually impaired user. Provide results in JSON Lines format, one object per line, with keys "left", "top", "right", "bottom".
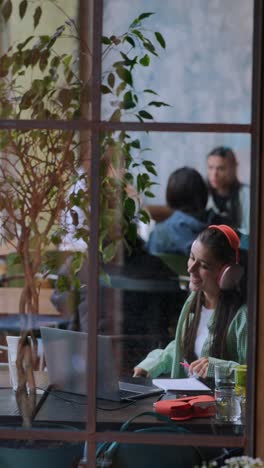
{"left": 206, "top": 146, "right": 250, "bottom": 234}
{"left": 146, "top": 167, "right": 217, "bottom": 256}
{"left": 133, "top": 225, "right": 247, "bottom": 379}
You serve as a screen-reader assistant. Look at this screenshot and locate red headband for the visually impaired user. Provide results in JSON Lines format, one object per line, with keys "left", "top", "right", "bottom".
{"left": 209, "top": 225, "right": 240, "bottom": 263}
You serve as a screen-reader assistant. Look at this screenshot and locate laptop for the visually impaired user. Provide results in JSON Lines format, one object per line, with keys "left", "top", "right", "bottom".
{"left": 40, "top": 327, "right": 163, "bottom": 401}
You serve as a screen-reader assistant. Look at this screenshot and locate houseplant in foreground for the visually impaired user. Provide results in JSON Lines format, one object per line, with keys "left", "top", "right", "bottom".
{"left": 0, "top": 0, "right": 167, "bottom": 428}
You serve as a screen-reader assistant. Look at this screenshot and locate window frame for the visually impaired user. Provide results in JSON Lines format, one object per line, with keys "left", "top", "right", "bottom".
{"left": 0, "top": 0, "right": 262, "bottom": 465}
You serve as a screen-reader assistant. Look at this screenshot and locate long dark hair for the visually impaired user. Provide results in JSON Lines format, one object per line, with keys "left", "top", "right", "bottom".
{"left": 207, "top": 146, "right": 241, "bottom": 227}
{"left": 182, "top": 227, "right": 245, "bottom": 363}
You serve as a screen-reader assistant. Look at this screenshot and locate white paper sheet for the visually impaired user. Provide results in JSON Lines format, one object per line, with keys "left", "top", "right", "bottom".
{"left": 152, "top": 377, "right": 211, "bottom": 392}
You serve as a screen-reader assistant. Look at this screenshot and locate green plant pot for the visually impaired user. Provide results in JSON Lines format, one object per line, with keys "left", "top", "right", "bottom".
{"left": 0, "top": 440, "right": 84, "bottom": 468}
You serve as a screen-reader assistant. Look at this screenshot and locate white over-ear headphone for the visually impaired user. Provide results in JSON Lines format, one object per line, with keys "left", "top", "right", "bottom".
{"left": 209, "top": 225, "right": 244, "bottom": 290}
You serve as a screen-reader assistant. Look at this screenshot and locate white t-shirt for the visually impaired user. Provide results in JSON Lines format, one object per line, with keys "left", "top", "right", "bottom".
{"left": 194, "top": 305, "right": 214, "bottom": 358}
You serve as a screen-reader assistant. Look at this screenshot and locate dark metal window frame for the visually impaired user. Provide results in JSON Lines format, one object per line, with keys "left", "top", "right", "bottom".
{"left": 0, "top": 0, "right": 262, "bottom": 466}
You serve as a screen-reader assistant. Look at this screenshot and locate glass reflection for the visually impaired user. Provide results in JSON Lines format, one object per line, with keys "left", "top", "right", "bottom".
{"left": 0, "top": 128, "right": 89, "bottom": 431}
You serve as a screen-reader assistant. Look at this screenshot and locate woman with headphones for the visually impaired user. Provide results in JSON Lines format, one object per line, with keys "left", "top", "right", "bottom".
{"left": 133, "top": 225, "right": 247, "bottom": 380}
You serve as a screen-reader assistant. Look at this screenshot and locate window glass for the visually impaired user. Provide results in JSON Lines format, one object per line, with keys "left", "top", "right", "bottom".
{"left": 96, "top": 131, "right": 249, "bottom": 438}
{"left": 0, "top": 128, "right": 90, "bottom": 433}
{"left": 102, "top": 0, "right": 253, "bottom": 123}
{"left": 0, "top": 0, "right": 255, "bottom": 460}
{"left": 0, "top": 1, "right": 84, "bottom": 120}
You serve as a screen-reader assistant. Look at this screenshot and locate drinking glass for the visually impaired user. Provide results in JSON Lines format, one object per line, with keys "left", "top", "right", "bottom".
{"left": 214, "top": 387, "right": 241, "bottom": 422}
{"left": 214, "top": 363, "right": 235, "bottom": 389}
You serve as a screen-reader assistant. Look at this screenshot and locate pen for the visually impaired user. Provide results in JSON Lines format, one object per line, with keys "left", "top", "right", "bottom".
{"left": 180, "top": 361, "right": 190, "bottom": 368}
{"left": 180, "top": 362, "right": 200, "bottom": 379}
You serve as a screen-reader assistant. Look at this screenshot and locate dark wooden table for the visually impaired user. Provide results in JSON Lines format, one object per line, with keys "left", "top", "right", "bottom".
{"left": 0, "top": 371, "right": 244, "bottom": 438}
{"left": 33, "top": 387, "right": 244, "bottom": 437}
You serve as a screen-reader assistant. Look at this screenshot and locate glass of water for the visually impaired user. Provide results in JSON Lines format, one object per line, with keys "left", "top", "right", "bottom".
{"left": 214, "top": 387, "right": 241, "bottom": 423}
{"left": 214, "top": 363, "right": 235, "bottom": 389}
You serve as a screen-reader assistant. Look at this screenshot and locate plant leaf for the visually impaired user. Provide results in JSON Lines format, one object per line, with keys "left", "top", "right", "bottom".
{"left": 124, "top": 172, "right": 134, "bottom": 183}
{"left": 122, "top": 90, "right": 135, "bottom": 109}
{"left": 116, "top": 67, "right": 133, "bottom": 86}
{"left": 143, "top": 89, "right": 158, "bottom": 95}
{"left": 143, "top": 161, "right": 157, "bottom": 176}
{"left": 125, "top": 36, "right": 135, "bottom": 48}
{"left": 1, "top": 0, "right": 12, "bottom": 21}
{"left": 19, "top": 0, "right": 27, "bottom": 19}
{"left": 129, "top": 12, "right": 154, "bottom": 27}
{"left": 101, "top": 36, "right": 111, "bottom": 45}
{"left": 39, "top": 50, "right": 49, "bottom": 71}
{"left": 107, "top": 72, "right": 115, "bottom": 88}
{"left": 143, "top": 40, "right": 158, "bottom": 56}
{"left": 33, "top": 5, "right": 42, "bottom": 28}
{"left": 131, "top": 29, "right": 144, "bottom": 41}
{"left": 138, "top": 110, "right": 153, "bottom": 120}
{"left": 142, "top": 159, "right": 155, "bottom": 166}
{"left": 116, "top": 81, "right": 126, "bottom": 96}
{"left": 139, "top": 54, "right": 150, "bottom": 66}
{"left": 138, "top": 12, "right": 155, "bottom": 21}
{"left": 103, "top": 242, "right": 117, "bottom": 263}
{"left": 124, "top": 197, "right": 136, "bottom": 218}
{"left": 144, "top": 191, "right": 155, "bottom": 198}
{"left": 139, "top": 209, "right": 151, "bottom": 224}
{"left": 148, "top": 100, "right": 170, "bottom": 107}
{"left": 136, "top": 114, "right": 144, "bottom": 123}
{"left": 155, "top": 31, "right": 166, "bottom": 49}
{"left": 101, "top": 84, "right": 112, "bottom": 94}
{"left": 19, "top": 90, "right": 34, "bottom": 110}
{"left": 17, "top": 35, "right": 34, "bottom": 51}
{"left": 109, "top": 109, "right": 121, "bottom": 121}
{"left": 131, "top": 139, "right": 140, "bottom": 148}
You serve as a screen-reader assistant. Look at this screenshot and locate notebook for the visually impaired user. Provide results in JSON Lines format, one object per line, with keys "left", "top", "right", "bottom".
{"left": 152, "top": 378, "right": 211, "bottom": 392}
{"left": 40, "top": 327, "right": 162, "bottom": 401}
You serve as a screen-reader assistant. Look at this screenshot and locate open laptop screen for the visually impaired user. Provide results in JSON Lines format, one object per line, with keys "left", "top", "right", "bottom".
{"left": 40, "top": 327, "right": 162, "bottom": 401}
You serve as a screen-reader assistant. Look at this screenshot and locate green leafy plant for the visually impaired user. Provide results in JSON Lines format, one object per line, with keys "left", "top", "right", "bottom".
{"left": 0, "top": 0, "right": 168, "bottom": 418}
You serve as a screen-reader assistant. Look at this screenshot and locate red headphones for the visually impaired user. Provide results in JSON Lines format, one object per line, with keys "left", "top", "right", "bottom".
{"left": 209, "top": 225, "right": 244, "bottom": 290}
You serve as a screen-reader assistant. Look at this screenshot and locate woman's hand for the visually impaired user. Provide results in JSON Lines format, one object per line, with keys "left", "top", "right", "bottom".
{"left": 189, "top": 357, "right": 209, "bottom": 378}
{"left": 133, "top": 367, "right": 149, "bottom": 378}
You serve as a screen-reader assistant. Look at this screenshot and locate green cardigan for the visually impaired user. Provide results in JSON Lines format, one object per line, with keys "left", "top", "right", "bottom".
{"left": 137, "top": 293, "right": 247, "bottom": 379}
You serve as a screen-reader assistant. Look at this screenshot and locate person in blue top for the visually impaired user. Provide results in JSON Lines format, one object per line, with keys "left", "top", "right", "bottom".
{"left": 146, "top": 167, "right": 219, "bottom": 256}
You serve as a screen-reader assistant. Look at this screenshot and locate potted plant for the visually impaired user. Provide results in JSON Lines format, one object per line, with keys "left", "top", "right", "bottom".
{"left": 0, "top": 1, "right": 168, "bottom": 464}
